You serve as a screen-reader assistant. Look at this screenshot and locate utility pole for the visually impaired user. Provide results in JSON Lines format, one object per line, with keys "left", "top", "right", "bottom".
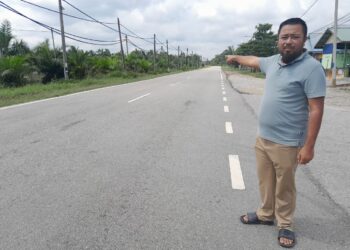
{"left": 153, "top": 34, "right": 156, "bottom": 72}
{"left": 166, "top": 40, "right": 169, "bottom": 71}
{"left": 58, "top": 0, "right": 68, "bottom": 80}
{"left": 50, "top": 28, "right": 56, "bottom": 59}
{"left": 125, "top": 35, "right": 129, "bottom": 56}
{"left": 117, "top": 18, "right": 125, "bottom": 69}
{"left": 177, "top": 46, "right": 180, "bottom": 69}
{"left": 186, "top": 48, "right": 188, "bottom": 68}
{"left": 191, "top": 51, "right": 193, "bottom": 68}
{"left": 332, "top": 0, "right": 338, "bottom": 87}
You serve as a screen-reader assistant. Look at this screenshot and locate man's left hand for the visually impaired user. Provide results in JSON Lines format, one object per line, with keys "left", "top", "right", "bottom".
{"left": 297, "top": 146, "right": 314, "bottom": 165}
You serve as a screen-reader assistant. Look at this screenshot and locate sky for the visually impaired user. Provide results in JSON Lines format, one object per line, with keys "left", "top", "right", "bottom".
{"left": 1, "top": 0, "right": 350, "bottom": 60}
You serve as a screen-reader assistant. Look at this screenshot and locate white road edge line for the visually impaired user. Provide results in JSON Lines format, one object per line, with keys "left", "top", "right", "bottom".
{"left": 229, "top": 155, "right": 246, "bottom": 190}
{"left": 128, "top": 93, "right": 151, "bottom": 103}
{"left": 225, "top": 122, "right": 233, "bottom": 134}
{"left": 224, "top": 106, "right": 229, "bottom": 112}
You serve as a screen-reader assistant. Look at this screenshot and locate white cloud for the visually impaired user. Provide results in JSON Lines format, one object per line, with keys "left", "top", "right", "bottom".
{"left": 1, "top": 0, "right": 350, "bottom": 59}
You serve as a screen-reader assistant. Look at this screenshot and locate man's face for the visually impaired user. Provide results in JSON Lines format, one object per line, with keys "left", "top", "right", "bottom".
{"left": 278, "top": 24, "right": 306, "bottom": 64}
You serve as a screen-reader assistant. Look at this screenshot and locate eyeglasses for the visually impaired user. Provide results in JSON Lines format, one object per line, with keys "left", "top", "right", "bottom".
{"left": 278, "top": 34, "right": 304, "bottom": 41}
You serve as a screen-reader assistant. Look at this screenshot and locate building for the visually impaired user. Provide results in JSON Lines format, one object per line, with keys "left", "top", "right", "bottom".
{"left": 314, "top": 27, "right": 350, "bottom": 78}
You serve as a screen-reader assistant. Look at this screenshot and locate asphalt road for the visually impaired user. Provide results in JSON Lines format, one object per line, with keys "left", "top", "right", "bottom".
{"left": 0, "top": 67, "right": 349, "bottom": 250}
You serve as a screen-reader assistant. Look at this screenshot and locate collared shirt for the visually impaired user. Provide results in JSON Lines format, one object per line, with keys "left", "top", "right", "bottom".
{"left": 258, "top": 51, "right": 326, "bottom": 146}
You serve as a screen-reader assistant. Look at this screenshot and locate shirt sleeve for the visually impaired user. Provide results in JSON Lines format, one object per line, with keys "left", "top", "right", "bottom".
{"left": 259, "top": 57, "right": 269, "bottom": 73}
{"left": 304, "top": 64, "right": 327, "bottom": 98}
{"left": 259, "top": 55, "right": 276, "bottom": 74}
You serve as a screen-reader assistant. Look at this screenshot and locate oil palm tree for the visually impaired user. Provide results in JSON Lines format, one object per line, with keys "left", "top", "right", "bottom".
{"left": 0, "top": 20, "right": 14, "bottom": 57}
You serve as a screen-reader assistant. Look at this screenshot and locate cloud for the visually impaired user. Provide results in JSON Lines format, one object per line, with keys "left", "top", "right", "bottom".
{"left": 1, "top": 0, "right": 350, "bottom": 59}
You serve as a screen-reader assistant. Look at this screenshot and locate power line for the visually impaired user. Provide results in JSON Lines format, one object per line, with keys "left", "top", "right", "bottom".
{"left": 310, "top": 12, "right": 350, "bottom": 34}
{"left": 128, "top": 39, "right": 147, "bottom": 52}
{"left": 3, "top": 1, "right": 186, "bottom": 57}
{"left": 19, "top": 0, "right": 177, "bottom": 53}
{"left": 301, "top": 0, "right": 320, "bottom": 18}
{"left": 61, "top": 0, "right": 153, "bottom": 42}
{"left": 20, "top": 0, "right": 117, "bottom": 24}
{"left": 21, "top": 0, "right": 156, "bottom": 42}
{"left": 0, "top": 1, "right": 119, "bottom": 46}
{"left": 13, "top": 28, "right": 49, "bottom": 32}
{"left": 119, "top": 23, "right": 153, "bottom": 43}
{"left": 62, "top": 0, "right": 118, "bottom": 33}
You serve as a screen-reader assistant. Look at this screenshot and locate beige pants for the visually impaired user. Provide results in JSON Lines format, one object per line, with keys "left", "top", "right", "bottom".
{"left": 255, "top": 137, "right": 299, "bottom": 230}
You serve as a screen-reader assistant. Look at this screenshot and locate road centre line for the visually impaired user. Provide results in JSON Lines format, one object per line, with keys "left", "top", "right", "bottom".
{"left": 223, "top": 97, "right": 227, "bottom": 102}
{"left": 224, "top": 106, "right": 229, "bottom": 112}
{"left": 128, "top": 93, "right": 151, "bottom": 103}
{"left": 229, "top": 155, "right": 245, "bottom": 190}
{"left": 222, "top": 91, "right": 226, "bottom": 95}
{"left": 225, "top": 122, "right": 233, "bottom": 134}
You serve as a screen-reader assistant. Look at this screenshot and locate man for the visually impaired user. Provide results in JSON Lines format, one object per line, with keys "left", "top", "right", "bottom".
{"left": 226, "top": 18, "right": 326, "bottom": 248}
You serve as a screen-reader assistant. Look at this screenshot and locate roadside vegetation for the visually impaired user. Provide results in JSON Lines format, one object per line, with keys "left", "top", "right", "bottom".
{"left": 212, "top": 23, "right": 276, "bottom": 79}
{"left": 0, "top": 19, "right": 202, "bottom": 107}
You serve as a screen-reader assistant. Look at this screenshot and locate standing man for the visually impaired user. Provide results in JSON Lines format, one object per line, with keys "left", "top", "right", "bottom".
{"left": 226, "top": 18, "right": 326, "bottom": 248}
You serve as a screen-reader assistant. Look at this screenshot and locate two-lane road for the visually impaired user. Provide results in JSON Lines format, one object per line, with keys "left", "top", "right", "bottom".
{"left": 1, "top": 67, "right": 349, "bottom": 249}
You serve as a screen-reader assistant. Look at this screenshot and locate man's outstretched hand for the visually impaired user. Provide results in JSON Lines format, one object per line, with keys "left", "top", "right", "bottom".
{"left": 225, "top": 55, "right": 237, "bottom": 64}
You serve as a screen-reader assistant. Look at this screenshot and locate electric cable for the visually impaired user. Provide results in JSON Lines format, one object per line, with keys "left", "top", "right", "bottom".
{"left": 19, "top": 0, "right": 117, "bottom": 24}
{"left": 0, "top": 2, "right": 119, "bottom": 46}
{"left": 62, "top": 0, "right": 118, "bottom": 33}
{"left": 301, "top": 0, "right": 320, "bottom": 18}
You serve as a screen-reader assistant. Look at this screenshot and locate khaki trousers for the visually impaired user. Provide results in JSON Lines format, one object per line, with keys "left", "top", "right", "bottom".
{"left": 255, "top": 137, "right": 299, "bottom": 230}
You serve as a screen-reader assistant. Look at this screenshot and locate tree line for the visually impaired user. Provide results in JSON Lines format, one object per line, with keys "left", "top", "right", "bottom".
{"left": 211, "top": 23, "right": 278, "bottom": 66}
{"left": 0, "top": 19, "right": 202, "bottom": 88}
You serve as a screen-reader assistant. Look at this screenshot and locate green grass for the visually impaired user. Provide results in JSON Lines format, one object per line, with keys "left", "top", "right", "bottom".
{"left": 0, "top": 71, "right": 181, "bottom": 108}
{"left": 222, "top": 65, "right": 266, "bottom": 79}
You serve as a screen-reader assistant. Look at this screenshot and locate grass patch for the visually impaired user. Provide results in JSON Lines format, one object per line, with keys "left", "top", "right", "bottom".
{"left": 222, "top": 65, "right": 266, "bottom": 79}
{"left": 0, "top": 71, "right": 181, "bottom": 108}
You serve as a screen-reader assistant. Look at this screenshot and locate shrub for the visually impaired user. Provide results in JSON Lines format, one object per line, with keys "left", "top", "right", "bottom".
{"left": 0, "top": 56, "right": 31, "bottom": 87}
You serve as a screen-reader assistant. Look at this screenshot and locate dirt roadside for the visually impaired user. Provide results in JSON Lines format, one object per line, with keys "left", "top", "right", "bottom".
{"left": 224, "top": 70, "right": 350, "bottom": 111}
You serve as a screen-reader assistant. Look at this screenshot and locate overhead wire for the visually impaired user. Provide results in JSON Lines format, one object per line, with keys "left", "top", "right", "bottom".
{"left": 62, "top": 0, "right": 160, "bottom": 44}
{"left": 119, "top": 23, "right": 153, "bottom": 43}
{"left": 300, "top": 0, "right": 320, "bottom": 18}
{"left": 62, "top": 0, "right": 118, "bottom": 33}
{"left": 0, "top": 1, "right": 119, "bottom": 46}
{"left": 19, "top": 0, "right": 117, "bottom": 24}
{"left": 310, "top": 12, "right": 350, "bottom": 34}
{"left": 3, "top": 1, "right": 186, "bottom": 55}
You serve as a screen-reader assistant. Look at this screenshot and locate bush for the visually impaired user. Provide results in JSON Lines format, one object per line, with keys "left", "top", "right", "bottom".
{"left": 88, "top": 56, "right": 119, "bottom": 75}
{"left": 30, "top": 40, "right": 63, "bottom": 83}
{"left": 0, "top": 56, "right": 31, "bottom": 87}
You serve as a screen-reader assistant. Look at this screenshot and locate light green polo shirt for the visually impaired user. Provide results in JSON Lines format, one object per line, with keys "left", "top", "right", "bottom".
{"left": 258, "top": 51, "right": 326, "bottom": 146}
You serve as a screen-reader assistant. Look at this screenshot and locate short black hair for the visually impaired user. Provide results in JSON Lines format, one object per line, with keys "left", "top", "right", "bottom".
{"left": 278, "top": 18, "right": 308, "bottom": 37}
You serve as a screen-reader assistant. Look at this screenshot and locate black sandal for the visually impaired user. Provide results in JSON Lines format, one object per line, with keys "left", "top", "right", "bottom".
{"left": 278, "top": 229, "right": 296, "bottom": 248}
{"left": 239, "top": 212, "right": 274, "bottom": 225}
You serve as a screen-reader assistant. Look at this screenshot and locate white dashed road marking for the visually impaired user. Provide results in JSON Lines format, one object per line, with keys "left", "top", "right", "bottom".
{"left": 229, "top": 155, "right": 246, "bottom": 190}
{"left": 223, "top": 97, "right": 227, "bottom": 102}
{"left": 224, "top": 106, "right": 229, "bottom": 113}
{"left": 225, "top": 122, "right": 233, "bottom": 134}
{"left": 128, "top": 93, "right": 151, "bottom": 103}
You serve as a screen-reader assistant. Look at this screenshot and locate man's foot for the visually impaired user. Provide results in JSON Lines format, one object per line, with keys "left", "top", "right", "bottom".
{"left": 278, "top": 229, "right": 296, "bottom": 248}
{"left": 240, "top": 212, "right": 274, "bottom": 225}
